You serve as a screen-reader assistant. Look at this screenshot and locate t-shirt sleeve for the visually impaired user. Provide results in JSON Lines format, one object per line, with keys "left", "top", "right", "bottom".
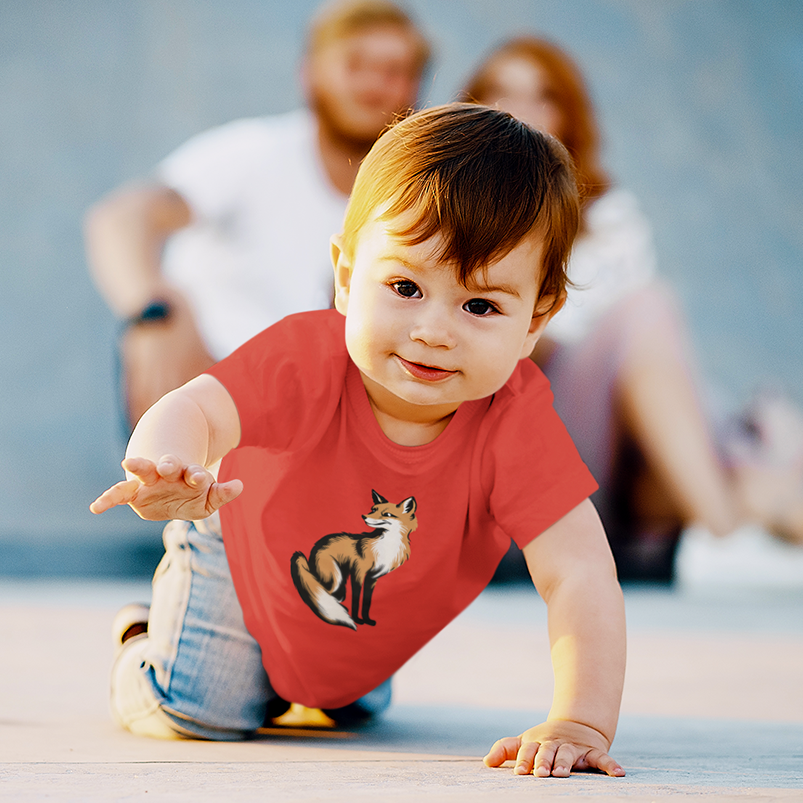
{"left": 206, "top": 311, "right": 347, "bottom": 453}
{"left": 156, "top": 118, "right": 272, "bottom": 224}
{"left": 484, "top": 363, "right": 598, "bottom": 549}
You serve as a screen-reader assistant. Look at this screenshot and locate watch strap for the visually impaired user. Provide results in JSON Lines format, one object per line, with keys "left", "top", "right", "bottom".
{"left": 123, "top": 300, "right": 173, "bottom": 329}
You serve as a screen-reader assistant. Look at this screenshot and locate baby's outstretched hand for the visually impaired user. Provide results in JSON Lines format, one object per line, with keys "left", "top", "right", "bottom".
{"left": 89, "top": 455, "right": 243, "bottom": 521}
{"left": 483, "top": 720, "right": 624, "bottom": 778}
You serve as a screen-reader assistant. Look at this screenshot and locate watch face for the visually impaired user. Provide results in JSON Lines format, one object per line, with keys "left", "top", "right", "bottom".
{"left": 127, "top": 301, "right": 172, "bottom": 328}
{"left": 139, "top": 301, "right": 171, "bottom": 322}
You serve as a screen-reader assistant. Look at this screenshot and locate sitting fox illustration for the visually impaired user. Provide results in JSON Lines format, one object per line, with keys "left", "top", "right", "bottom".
{"left": 291, "top": 490, "right": 418, "bottom": 630}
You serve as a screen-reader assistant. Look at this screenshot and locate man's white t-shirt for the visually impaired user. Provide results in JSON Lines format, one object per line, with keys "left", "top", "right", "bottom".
{"left": 158, "top": 109, "right": 348, "bottom": 360}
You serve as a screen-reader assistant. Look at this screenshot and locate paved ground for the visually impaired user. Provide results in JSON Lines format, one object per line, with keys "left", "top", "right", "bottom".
{"left": 1, "top": 579, "right": 802, "bottom": 801}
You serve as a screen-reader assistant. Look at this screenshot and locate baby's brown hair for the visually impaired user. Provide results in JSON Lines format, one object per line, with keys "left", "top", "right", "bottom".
{"left": 341, "top": 103, "right": 580, "bottom": 312}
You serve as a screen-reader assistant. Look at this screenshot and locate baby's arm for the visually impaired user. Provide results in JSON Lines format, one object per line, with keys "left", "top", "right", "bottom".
{"left": 483, "top": 498, "right": 626, "bottom": 778}
{"left": 90, "top": 374, "right": 243, "bottom": 521}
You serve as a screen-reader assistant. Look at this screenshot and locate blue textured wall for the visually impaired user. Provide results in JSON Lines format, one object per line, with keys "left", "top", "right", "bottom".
{"left": 1, "top": 1, "right": 801, "bottom": 573}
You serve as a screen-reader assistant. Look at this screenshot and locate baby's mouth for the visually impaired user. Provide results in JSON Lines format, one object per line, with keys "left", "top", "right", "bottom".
{"left": 396, "top": 356, "right": 457, "bottom": 382}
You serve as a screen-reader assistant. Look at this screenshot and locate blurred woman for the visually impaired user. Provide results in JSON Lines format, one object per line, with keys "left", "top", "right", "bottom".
{"left": 463, "top": 36, "right": 803, "bottom": 585}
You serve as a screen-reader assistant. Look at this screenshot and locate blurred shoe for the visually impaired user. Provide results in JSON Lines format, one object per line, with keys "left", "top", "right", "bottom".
{"left": 723, "top": 390, "right": 803, "bottom": 545}
{"left": 747, "top": 390, "right": 803, "bottom": 467}
{"left": 323, "top": 676, "right": 393, "bottom": 726}
{"left": 271, "top": 704, "right": 336, "bottom": 729}
{"left": 112, "top": 602, "right": 150, "bottom": 652}
{"left": 675, "top": 524, "right": 803, "bottom": 590}
{"left": 733, "top": 461, "right": 803, "bottom": 545}
{"left": 725, "top": 388, "right": 803, "bottom": 468}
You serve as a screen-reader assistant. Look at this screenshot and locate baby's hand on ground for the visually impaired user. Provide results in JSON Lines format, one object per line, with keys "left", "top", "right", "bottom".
{"left": 89, "top": 455, "right": 242, "bottom": 521}
{"left": 483, "top": 720, "right": 624, "bottom": 778}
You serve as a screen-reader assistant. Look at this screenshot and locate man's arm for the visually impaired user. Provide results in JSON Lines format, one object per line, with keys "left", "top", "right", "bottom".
{"left": 84, "top": 184, "right": 215, "bottom": 424}
{"left": 84, "top": 183, "right": 191, "bottom": 317}
{"left": 483, "top": 498, "right": 626, "bottom": 778}
{"left": 90, "top": 374, "right": 242, "bottom": 521}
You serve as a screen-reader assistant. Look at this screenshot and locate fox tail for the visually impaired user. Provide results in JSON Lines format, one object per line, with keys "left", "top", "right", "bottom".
{"left": 290, "top": 552, "right": 357, "bottom": 630}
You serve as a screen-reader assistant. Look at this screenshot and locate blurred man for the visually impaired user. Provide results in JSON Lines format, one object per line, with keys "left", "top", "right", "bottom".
{"left": 85, "top": 0, "right": 430, "bottom": 426}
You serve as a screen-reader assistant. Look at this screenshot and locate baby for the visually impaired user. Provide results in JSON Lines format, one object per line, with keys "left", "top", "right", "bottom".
{"left": 92, "top": 103, "right": 626, "bottom": 778}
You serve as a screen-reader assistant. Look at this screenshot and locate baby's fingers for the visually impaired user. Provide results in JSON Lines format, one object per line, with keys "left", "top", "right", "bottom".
{"left": 534, "top": 741, "right": 574, "bottom": 777}
{"left": 122, "top": 455, "right": 189, "bottom": 485}
{"left": 182, "top": 463, "right": 212, "bottom": 489}
{"left": 483, "top": 736, "right": 524, "bottom": 768}
{"left": 514, "top": 740, "right": 540, "bottom": 775}
{"left": 206, "top": 479, "right": 244, "bottom": 513}
{"left": 535, "top": 743, "right": 625, "bottom": 778}
{"left": 157, "top": 455, "right": 189, "bottom": 482}
{"left": 121, "top": 456, "right": 162, "bottom": 485}
{"left": 90, "top": 479, "right": 141, "bottom": 514}
{"left": 575, "top": 748, "right": 625, "bottom": 778}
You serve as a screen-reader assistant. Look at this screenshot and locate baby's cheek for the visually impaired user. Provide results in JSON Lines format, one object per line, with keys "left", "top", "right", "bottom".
{"left": 344, "top": 324, "right": 376, "bottom": 372}
{"left": 483, "top": 350, "right": 520, "bottom": 394}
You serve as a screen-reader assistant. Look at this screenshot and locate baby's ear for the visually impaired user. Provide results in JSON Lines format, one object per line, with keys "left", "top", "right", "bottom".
{"left": 519, "top": 291, "right": 567, "bottom": 359}
{"left": 331, "top": 234, "right": 352, "bottom": 315}
{"left": 535, "top": 290, "right": 567, "bottom": 319}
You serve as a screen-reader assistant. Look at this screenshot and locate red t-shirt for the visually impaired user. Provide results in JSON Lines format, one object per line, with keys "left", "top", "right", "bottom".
{"left": 208, "top": 310, "right": 597, "bottom": 709}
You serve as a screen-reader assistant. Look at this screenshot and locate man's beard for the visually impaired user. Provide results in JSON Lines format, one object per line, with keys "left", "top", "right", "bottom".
{"left": 310, "top": 88, "right": 391, "bottom": 154}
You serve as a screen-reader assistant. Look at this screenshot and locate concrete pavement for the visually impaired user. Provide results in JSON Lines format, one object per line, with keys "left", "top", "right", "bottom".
{"left": 1, "top": 580, "right": 802, "bottom": 801}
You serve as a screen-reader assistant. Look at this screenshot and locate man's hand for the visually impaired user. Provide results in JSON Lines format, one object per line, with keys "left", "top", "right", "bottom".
{"left": 90, "top": 455, "right": 242, "bottom": 521}
{"left": 483, "top": 720, "right": 624, "bottom": 778}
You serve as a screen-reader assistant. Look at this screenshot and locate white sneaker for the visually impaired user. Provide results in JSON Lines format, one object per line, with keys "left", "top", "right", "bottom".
{"left": 111, "top": 602, "right": 150, "bottom": 655}
{"left": 675, "top": 524, "right": 803, "bottom": 590}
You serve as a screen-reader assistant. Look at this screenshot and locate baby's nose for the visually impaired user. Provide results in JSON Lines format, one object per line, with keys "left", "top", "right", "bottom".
{"left": 409, "top": 307, "right": 457, "bottom": 349}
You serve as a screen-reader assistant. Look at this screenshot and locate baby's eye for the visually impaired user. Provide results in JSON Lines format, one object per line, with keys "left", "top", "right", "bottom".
{"left": 390, "top": 280, "right": 422, "bottom": 299}
{"left": 464, "top": 298, "right": 499, "bottom": 316}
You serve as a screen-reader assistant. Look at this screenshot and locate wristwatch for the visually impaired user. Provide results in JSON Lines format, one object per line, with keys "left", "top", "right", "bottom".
{"left": 123, "top": 300, "right": 173, "bottom": 329}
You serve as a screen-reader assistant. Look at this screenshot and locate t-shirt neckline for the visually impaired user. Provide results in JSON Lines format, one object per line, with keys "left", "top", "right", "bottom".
{"left": 344, "top": 359, "right": 489, "bottom": 462}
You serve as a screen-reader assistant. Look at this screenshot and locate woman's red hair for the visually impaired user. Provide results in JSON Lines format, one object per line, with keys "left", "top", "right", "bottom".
{"left": 463, "top": 36, "right": 610, "bottom": 210}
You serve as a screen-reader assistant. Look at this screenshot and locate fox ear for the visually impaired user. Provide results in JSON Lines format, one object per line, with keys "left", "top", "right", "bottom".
{"left": 401, "top": 497, "right": 416, "bottom": 514}
{"left": 371, "top": 489, "right": 388, "bottom": 505}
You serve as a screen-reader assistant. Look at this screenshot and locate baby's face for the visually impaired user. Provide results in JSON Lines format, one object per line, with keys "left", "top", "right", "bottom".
{"left": 333, "top": 213, "right": 551, "bottom": 425}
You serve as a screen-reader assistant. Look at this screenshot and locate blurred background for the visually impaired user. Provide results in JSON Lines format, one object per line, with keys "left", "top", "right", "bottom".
{"left": 2, "top": 0, "right": 801, "bottom": 577}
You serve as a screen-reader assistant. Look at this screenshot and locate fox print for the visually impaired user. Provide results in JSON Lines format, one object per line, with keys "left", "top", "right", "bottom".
{"left": 291, "top": 490, "right": 418, "bottom": 630}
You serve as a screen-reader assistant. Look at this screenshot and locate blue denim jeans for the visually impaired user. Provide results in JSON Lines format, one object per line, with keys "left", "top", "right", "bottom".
{"left": 110, "top": 516, "right": 391, "bottom": 740}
